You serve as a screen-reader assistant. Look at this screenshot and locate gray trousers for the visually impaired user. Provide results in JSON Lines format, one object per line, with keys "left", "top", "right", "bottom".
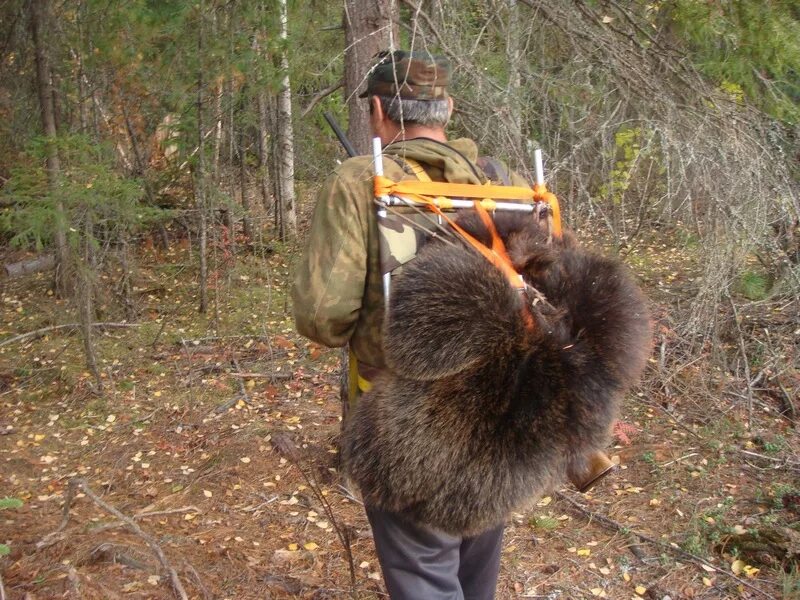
{"left": 366, "top": 506, "right": 504, "bottom": 600}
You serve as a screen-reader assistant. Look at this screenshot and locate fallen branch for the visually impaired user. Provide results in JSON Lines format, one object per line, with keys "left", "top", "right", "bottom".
{"left": 227, "top": 371, "right": 293, "bottom": 380}
{"left": 555, "top": 491, "right": 775, "bottom": 599}
{"left": 184, "top": 561, "right": 213, "bottom": 600}
{"left": 4, "top": 255, "right": 55, "bottom": 278}
{"left": 66, "top": 567, "right": 80, "bottom": 599}
{"left": 0, "top": 322, "right": 140, "bottom": 348}
{"left": 90, "top": 506, "right": 202, "bottom": 533}
{"left": 211, "top": 397, "right": 239, "bottom": 414}
{"left": 37, "top": 478, "right": 190, "bottom": 600}
{"left": 83, "top": 542, "right": 152, "bottom": 571}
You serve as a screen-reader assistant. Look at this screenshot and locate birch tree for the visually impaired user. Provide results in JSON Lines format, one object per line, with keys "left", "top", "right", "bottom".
{"left": 276, "top": 0, "right": 297, "bottom": 239}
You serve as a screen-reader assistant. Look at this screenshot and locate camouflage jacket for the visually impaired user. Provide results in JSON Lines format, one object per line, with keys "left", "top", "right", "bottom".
{"left": 291, "top": 137, "right": 529, "bottom": 370}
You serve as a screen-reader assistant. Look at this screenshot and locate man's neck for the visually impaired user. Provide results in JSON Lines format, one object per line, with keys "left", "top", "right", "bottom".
{"left": 402, "top": 125, "right": 447, "bottom": 143}
{"left": 381, "top": 125, "right": 447, "bottom": 146}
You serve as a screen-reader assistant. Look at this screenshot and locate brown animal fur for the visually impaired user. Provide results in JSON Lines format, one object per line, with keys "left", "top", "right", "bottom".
{"left": 341, "top": 212, "right": 652, "bottom": 536}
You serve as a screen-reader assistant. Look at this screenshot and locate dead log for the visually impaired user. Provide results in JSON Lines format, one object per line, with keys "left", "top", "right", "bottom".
{"left": 4, "top": 255, "right": 55, "bottom": 278}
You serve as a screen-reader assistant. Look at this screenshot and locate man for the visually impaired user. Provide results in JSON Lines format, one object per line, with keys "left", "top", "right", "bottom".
{"left": 292, "top": 50, "right": 528, "bottom": 600}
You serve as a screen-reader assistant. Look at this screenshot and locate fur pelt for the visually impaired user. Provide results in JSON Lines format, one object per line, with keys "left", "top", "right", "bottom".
{"left": 341, "top": 211, "right": 652, "bottom": 536}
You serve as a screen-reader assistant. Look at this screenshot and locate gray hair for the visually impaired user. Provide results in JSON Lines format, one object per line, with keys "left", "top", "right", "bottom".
{"left": 377, "top": 95, "right": 450, "bottom": 128}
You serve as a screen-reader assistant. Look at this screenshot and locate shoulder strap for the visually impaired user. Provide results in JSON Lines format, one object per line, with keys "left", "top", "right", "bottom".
{"left": 387, "top": 151, "right": 511, "bottom": 187}
{"left": 401, "top": 158, "right": 434, "bottom": 183}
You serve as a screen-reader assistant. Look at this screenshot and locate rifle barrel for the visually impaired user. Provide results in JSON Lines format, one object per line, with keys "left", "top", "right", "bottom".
{"left": 323, "top": 111, "right": 358, "bottom": 158}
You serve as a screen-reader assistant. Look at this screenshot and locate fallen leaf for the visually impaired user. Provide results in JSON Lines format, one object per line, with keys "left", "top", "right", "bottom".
{"left": 743, "top": 565, "right": 760, "bottom": 578}
{"left": 731, "top": 559, "right": 744, "bottom": 575}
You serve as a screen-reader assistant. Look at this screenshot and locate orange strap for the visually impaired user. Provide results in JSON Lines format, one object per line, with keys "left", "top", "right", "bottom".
{"left": 375, "top": 176, "right": 562, "bottom": 238}
{"left": 533, "top": 183, "right": 562, "bottom": 238}
{"left": 390, "top": 159, "right": 536, "bottom": 331}
{"left": 395, "top": 159, "right": 522, "bottom": 289}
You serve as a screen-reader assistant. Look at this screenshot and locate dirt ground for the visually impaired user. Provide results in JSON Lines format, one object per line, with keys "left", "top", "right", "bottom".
{"left": 1, "top": 231, "right": 798, "bottom": 600}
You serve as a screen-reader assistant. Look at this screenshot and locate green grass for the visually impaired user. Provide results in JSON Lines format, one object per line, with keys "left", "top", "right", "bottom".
{"left": 735, "top": 269, "right": 771, "bottom": 300}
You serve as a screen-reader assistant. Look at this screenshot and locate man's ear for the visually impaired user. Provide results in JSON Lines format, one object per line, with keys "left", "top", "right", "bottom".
{"left": 370, "top": 96, "right": 384, "bottom": 123}
{"left": 447, "top": 96, "right": 454, "bottom": 119}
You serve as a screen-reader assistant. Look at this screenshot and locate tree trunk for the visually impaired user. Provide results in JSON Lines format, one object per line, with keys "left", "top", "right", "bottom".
{"left": 213, "top": 75, "right": 223, "bottom": 178}
{"left": 276, "top": 0, "right": 297, "bottom": 239}
{"left": 29, "top": 0, "right": 70, "bottom": 296}
{"left": 79, "top": 215, "right": 103, "bottom": 393}
{"left": 343, "top": 0, "right": 399, "bottom": 154}
{"left": 196, "top": 1, "right": 209, "bottom": 314}
{"left": 257, "top": 90, "right": 272, "bottom": 215}
{"left": 239, "top": 127, "right": 252, "bottom": 240}
{"left": 75, "top": 48, "right": 88, "bottom": 134}
{"left": 252, "top": 31, "right": 273, "bottom": 217}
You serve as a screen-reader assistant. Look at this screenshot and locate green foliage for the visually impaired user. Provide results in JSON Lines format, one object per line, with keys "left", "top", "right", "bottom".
{"left": 0, "top": 496, "right": 23, "bottom": 557}
{"left": 666, "top": 0, "right": 800, "bottom": 123}
{"left": 682, "top": 495, "right": 738, "bottom": 555}
{"left": 0, "top": 497, "right": 23, "bottom": 511}
{"left": 771, "top": 483, "right": 800, "bottom": 510}
{"left": 599, "top": 126, "right": 645, "bottom": 206}
{"left": 782, "top": 565, "right": 800, "bottom": 599}
{"left": 735, "top": 269, "right": 771, "bottom": 300}
{"left": 1, "top": 135, "right": 155, "bottom": 251}
{"left": 529, "top": 514, "right": 560, "bottom": 531}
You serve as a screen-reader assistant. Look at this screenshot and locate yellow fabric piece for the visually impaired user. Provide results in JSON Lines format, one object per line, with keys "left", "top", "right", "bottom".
{"left": 402, "top": 158, "right": 431, "bottom": 181}
{"left": 348, "top": 347, "right": 360, "bottom": 411}
{"left": 357, "top": 373, "right": 373, "bottom": 393}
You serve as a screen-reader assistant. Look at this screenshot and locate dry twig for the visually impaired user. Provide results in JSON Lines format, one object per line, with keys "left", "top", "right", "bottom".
{"left": 37, "top": 478, "right": 191, "bottom": 600}
{"left": 0, "top": 322, "right": 139, "bottom": 347}
{"left": 555, "top": 491, "right": 776, "bottom": 599}
{"left": 270, "top": 433, "right": 359, "bottom": 599}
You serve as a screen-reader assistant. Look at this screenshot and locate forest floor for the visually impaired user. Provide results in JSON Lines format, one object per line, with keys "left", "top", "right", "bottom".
{"left": 0, "top": 222, "right": 798, "bottom": 600}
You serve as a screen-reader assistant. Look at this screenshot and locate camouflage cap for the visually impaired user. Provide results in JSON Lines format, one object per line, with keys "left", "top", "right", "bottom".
{"left": 359, "top": 50, "right": 450, "bottom": 100}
